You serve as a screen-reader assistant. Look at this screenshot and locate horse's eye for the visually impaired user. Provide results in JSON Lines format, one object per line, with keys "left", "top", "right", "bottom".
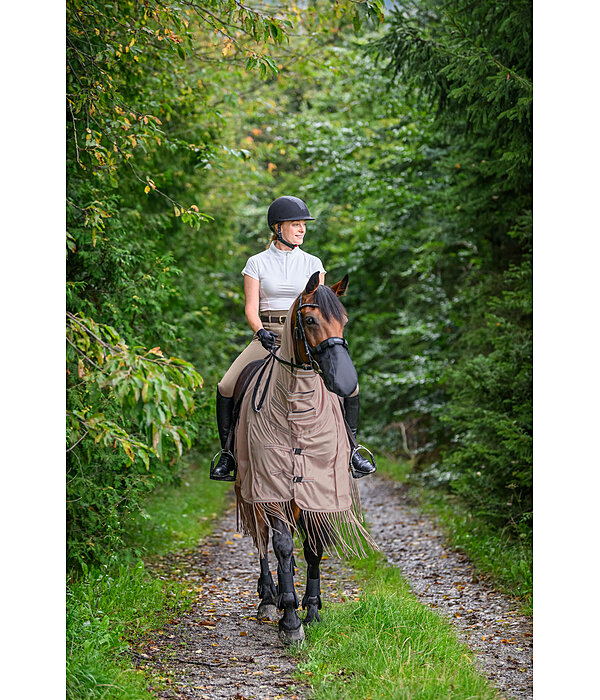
{"left": 305, "top": 316, "right": 316, "bottom": 325}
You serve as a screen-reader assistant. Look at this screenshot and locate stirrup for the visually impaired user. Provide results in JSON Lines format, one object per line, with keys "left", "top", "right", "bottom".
{"left": 210, "top": 449, "right": 237, "bottom": 481}
{"left": 350, "top": 444, "right": 377, "bottom": 479}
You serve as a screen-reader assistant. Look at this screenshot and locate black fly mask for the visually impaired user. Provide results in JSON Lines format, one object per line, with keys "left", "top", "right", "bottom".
{"left": 294, "top": 299, "right": 358, "bottom": 398}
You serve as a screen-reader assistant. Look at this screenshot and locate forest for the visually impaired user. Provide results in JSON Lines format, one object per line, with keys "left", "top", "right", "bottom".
{"left": 66, "top": 0, "right": 532, "bottom": 695}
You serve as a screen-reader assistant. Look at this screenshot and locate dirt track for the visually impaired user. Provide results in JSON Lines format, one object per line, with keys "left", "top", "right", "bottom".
{"left": 359, "top": 476, "right": 533, "bottom": 700}
{"left": 135, "top": 475, "right": 533, "bottom": 699}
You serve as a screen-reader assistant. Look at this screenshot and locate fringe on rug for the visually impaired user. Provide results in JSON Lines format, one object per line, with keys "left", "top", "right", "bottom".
{"left": 236, "top": 494, "right": 379, "bottom": 559}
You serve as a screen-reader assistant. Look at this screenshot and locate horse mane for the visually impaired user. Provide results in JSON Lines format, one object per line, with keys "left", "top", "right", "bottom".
{"left": 311, "top": 284, "right": 346, "bottom": 323}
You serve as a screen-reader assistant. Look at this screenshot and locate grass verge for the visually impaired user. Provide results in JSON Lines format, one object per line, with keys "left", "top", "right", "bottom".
{"left": 66, "top": 560, "right": 190, "bottom": 700}
{"left": 124, "top": 462, "right": 229, "bottom": 558}
{"left": 67, "top": 457, "right": 231, "bottom": 700}
{"left": 294, "top": 551, "right": 499, "bottom": 700}
{"left": 375, "top": 454, "right": 532, "bottom": 615}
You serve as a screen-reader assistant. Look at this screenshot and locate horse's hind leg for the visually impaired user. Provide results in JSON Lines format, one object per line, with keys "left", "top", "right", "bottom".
{"left": 302, "top": 537, "right": 323, "bottom": 625}
{"left": 256, "top": 516, "right": 277, "bottom": 621}
{"left": 271, "top": 519, "right": 305, "bottom": 645}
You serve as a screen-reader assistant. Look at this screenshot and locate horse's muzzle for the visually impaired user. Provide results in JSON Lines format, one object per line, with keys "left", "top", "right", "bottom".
{"left": 314, "top": 338, "right": 358, "bottom": 398}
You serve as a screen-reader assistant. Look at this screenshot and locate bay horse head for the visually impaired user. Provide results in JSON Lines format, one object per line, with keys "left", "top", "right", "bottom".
{"left": 292, "top": 271, "right": 358, "bottom": 397}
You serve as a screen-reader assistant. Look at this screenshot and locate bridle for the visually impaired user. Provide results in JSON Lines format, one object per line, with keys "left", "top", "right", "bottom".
{"left": 293, "top": 298, "right": 348, "bottom": 375}
{"left": 253, "top": 294, "right": 348, "bottom": 413}
{"left": 251, "top": 297, "right": 315, "bottom": 412}
{"left": 264, "top": 294, "right": 348, "bottom": 376}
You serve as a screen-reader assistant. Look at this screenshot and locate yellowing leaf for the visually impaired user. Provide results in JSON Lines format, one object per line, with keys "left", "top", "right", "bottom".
{"left": 122, "top": 441, "right": 134, "bottom": 461}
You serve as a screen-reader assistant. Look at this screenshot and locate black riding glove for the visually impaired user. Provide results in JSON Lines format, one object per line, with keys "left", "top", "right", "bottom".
{"left": 257, "top": 328, "right": 277, "bottom": 351}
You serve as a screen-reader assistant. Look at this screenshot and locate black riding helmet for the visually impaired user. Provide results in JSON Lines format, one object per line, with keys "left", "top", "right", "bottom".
{"left": 267, "top": 196, "right": 315, "bottom": 249}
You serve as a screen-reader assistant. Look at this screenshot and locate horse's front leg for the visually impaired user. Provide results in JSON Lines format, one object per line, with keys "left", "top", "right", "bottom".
{"left": 271, "top": 518, "right": 305, "bottom": 645}
{"left": 256, "top": 514, "right": 277, "bottom": 621}
{"left": 302, "top": 536, "right": 323, "bottom": 625}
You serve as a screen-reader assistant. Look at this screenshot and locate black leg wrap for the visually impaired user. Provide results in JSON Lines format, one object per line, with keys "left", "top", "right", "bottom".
{"left": 257, "top": 570, "right": 277, "bottom": 600}
{"left": 302, "top": 577, "right": 322, "bottom": 610}
{"left": 277, "top": 567, "right": 299, "bottom": 611}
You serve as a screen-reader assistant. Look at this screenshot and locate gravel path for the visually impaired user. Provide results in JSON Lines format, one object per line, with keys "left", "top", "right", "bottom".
{"left": 360, "top": 474, "right": 533, "bottom": 700}
{"left": 135, "top": 475, "right": 533, "bottom": 699}
{"left": 135, "top": 492, "right": 357, "bottom": 699}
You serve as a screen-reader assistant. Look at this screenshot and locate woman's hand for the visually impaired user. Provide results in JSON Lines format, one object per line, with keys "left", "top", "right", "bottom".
{"left": 257, "top": 328, "right": 277, "bottom": 350}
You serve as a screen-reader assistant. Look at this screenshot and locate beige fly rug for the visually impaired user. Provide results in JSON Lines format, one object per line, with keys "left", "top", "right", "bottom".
{"left": 235, "top": 304, "right": 377, "bottom": 558}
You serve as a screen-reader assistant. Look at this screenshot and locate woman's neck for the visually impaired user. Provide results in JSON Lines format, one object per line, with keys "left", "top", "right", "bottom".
{"left": 273, "top": 240, "right": 296, "bottom": 251}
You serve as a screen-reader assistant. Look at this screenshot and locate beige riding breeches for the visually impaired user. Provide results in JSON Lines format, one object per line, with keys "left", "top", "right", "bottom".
{"left": 217, "top": 318, "right": 285, "bottom": 397}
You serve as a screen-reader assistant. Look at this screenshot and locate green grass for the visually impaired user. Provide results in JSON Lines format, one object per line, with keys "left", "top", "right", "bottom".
{"left": 124, "top": 461, "right": 229, "bottom": 557}
{"left": 67, "top": 455, "right": 231, "bottom": 700}
{"left": 67, "top": 560, "right": 189, "bottom": 700}
{"left": 295, "top": 552, "right": 499, "bottom": 700}
{"left": 375, "top": 454, "right": 532, "bottom": 615}
{"left": 291, "top": 453, "right": 531, "bottom": 698}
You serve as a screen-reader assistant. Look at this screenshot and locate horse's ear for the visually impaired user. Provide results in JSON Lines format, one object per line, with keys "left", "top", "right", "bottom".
{"left": 330, "top": 275, "right": 349, "bottom": 297}
{"left": 304, "top": 271, "right": 320, "bottom": 295}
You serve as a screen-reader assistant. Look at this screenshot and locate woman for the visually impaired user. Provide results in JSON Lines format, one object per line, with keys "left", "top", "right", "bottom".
{"left": 210, "top": 195, "right": 375, "bottom": 481}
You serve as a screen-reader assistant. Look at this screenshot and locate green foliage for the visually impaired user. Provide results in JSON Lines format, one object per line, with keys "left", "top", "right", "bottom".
{"left": 369, "top": 0, "right": 532, "bottom": 527}
{"left": 66, "top": 313, "right": 203, "bottom": 568}
{"left": 66, "top": 560, "right": 190, "bottom": 700}
{"left": 232, "top": 0, "right": 532, "bottom": 534}
{"left": 66, "top": 0, "right": 388, "bottom": 572}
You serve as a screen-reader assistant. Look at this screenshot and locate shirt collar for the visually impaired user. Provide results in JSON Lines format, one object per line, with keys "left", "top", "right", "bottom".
{"left": 269, "top": 241, "right": 300, "bottom": 256}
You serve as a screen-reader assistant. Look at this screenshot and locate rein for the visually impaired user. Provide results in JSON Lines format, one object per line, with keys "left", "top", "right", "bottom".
{"left": 252, "top": 294, "right": 348, "bottom": 412}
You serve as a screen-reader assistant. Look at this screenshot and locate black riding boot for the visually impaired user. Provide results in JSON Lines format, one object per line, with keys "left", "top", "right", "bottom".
{"left": 210, "top": 389, "right": 236, "bottom": 481}
{"left": 344, "top": 394, "right": 377, "bottom": 478}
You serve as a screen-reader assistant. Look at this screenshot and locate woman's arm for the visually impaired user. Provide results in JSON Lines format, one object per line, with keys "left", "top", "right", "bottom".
{"left": 244, "top": 274, "right": 263, "bottom": 334}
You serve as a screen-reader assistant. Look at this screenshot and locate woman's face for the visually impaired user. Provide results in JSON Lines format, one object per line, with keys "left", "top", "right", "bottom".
{"left": 281, "top": 219, "right": 306, "bottom": 246}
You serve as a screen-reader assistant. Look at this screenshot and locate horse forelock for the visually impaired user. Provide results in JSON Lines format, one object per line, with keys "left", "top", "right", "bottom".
{"left": 308, "top": 285, "right": 346, "bottom": 324}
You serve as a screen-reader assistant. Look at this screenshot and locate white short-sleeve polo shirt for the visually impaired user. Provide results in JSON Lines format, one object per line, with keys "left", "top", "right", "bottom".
{"left": 241, "top": 243, "right": 326, "bottom": 313}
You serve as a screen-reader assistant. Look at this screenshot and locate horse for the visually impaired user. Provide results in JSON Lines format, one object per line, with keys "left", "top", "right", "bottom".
{"left": 232, "top": 271, "right": 377, "bottom": 645}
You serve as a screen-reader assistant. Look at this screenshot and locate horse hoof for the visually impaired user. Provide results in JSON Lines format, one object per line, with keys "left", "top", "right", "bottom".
{"left": 303, "top": 609, "right": 321, "bottom": 625}
{"left": 278, "top": 622, "right": 305, "bottom": 646}
{"left": 257, "top": 603, "right": 278, "bottom": 621}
